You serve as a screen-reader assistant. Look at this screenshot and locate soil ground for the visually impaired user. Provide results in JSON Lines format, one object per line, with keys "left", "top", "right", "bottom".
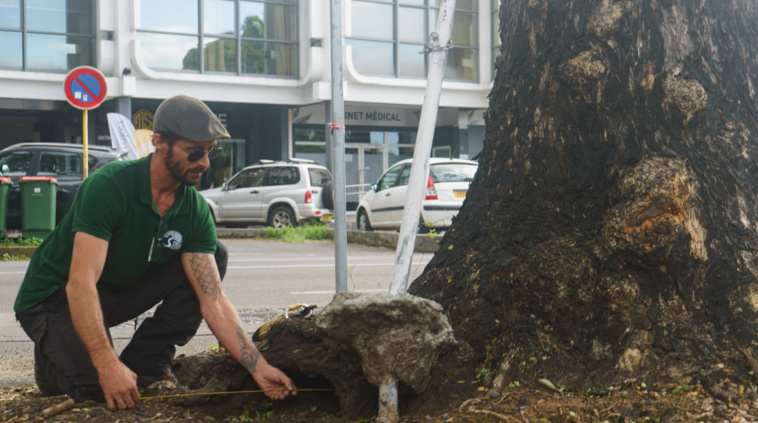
{"left": 2, "top": 373, "right": 756, "bottom": 422}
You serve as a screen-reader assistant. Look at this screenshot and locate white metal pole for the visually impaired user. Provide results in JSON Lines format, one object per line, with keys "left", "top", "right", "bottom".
{"left": 388, "top": 0, "right": 456, "bottom": 296}
{"left": 330, "top": 0, "right": 348, "bottom": 292}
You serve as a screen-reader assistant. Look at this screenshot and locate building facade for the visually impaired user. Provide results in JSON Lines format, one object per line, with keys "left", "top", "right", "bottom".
{"left": 0, "top": 0, "right": 497, "bottom": 204}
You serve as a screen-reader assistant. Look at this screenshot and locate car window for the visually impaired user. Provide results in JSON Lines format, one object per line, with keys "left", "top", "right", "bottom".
{"left": 397, "top": 166, "right": 411, "bottom": 187}
{"left": 0, "top": 151, "right": 33, "bottom": 182}
{"left": 308, "top": 168, "right": 331, "bottom": 187}
{"left": 267, "top": 166, "right": 300, "bottom": 186}
{"left": 377, "top": 164, "right": 403, "bottom": 191}
{"left": 429, "top": 163, "right": 477, "bottom": 183}
{"left": 227, "top": 168, "right": 265, "bottom": 190}
{"left": 39, "top": 151, "right": 83, "bottom": 177}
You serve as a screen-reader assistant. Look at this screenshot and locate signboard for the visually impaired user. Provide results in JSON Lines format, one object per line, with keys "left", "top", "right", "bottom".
{"left": 133, "top": 109, "right": 154, "bottom": 130}
{"left": 63, "top": 66, "right": 108, "bottom": 110}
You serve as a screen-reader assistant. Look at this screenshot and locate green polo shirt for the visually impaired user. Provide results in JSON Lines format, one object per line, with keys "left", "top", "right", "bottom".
{"left": 14, "top": 154, "right": 217, "bottom": 312}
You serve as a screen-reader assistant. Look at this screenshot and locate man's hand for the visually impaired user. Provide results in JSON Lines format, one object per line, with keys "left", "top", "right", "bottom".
{"left": 98, "top": 360, "right": 139, "bottom": 410}
{"left": 252, "top": 363, "right": 297, "bottom": 400}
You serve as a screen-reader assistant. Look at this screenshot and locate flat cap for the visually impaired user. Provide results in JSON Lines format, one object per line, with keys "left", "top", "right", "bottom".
{"left": 153, "top": 95, "right": 230, "bottom": 142}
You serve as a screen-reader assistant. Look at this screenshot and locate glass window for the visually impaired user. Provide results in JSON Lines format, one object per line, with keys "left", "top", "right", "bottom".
{"left": 266, "top": 166, "right": 299, "bottom": 186}
{"left": 39, "top": 152, "right": 82, "bottom": 177}
{"left": 205, "top": 0, "right": 236, "bottom": 34}
{"left": 0, "top": 0, "right": 21, "bottom": 29}
{"left": 137, "top": 0, "right": 299, "bottom": 77}
{"left": 7, "top": 0, "right": 95, "bottom": 71}
{"left": 204, "top": 37, "right": 237, "bottom": 72}
{"left": 308, "top": 168, "right": 332, "bottom": 187}
{"left": 228, "top": 168, "right": 264, "bottom": 189}
{"left": 398, "top": 7, "right": 425, "bottom": 43}
{"left": 0, "top": 31, "right": 22, "bottom": 69}
{"left": 27, "top": 34, "right": 94, "bottom": 71}
{"left": 351, "top": 1, "right": 393, "bottom": 40}
{"left": 349, "top": 0, "right": 478, "bottom": 81}
{"left": 377, "top": 164, "right": 403, "bottom": 191}
{"left": 241, "top": 3, "right": 297, "bottom": 41}
{"left": 241, "top": 40, "right": 296, "bottom": 76}
{"left": 430, "top": 163, "right": 477, "bottom": 183}
{"left": 397, "top": 165, "right": 411, "bottom": 186}
{"left": 0, "top": 151, "right": 32, "bottom": 181}
{"left": 346, "top": 39, "right": 394, "bottom": 76}
{"left": 137, "top": 32, "right": 199, "bottom": 71}
{"left": 399, "top": 43, "right": 425, "bottom": 77}
{"left": 139, "top": 0, "right": 198, "bottom": 33}
{"left": 445, "top": 47, "right": 477, "bottom": 80}
{"left": 430, "top": 9, "right": 477, "bottom": 47}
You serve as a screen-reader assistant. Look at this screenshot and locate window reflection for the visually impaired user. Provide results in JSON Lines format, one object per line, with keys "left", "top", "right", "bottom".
{"left": 205, "top": 0, "right": 235, "bottom": 34}
{"left": 27, "top": 34, "right": 93, "bottom": 72}
{"left": 0, "top": 0, "right": 21, "bottom": 29}
{"left": 346, "top": 39, "right": 394, "bottom": 76}
{"left": 139, "top": 0, "right": 197, "bottom": 33}
{"left": 351, "top": 1, "right": 393, "bottom": 40}
{"left": 136, "top": 0, "right": 299, "bottom": 77}
{"left": 348, "top": 0, "right": 478, "bottom": 81}
{"left": 0, "top": 32, "right": 22, "bottom": 69}
{"left": 138, "top": 33, "right": 199, "bottom": 71}
{"left": 5, "top": 0, "right": 94, "bottom": 71}
{"left": 205, "top": 38, "right": 237, "bottom": 73}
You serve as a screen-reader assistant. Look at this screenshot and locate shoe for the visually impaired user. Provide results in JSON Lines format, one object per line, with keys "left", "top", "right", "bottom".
{"left": 34, "top": 361, "right": 65, "bottom": 396}
{"left": 137, "top": 369, "right": 179, "bottom": 389}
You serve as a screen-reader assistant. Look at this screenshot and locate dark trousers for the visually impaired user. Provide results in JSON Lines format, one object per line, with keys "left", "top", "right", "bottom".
{"left": 16, "top": 242, "right": 228, "bottom": 402}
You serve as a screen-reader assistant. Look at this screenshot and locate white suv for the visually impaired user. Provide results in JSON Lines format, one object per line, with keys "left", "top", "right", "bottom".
{"left": 200, "top": 160, "right": 333, "bottom": 228}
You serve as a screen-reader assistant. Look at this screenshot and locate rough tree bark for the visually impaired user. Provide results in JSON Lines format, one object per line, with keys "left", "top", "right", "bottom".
{"left": 409, "top": 0, "right": 758, "bottom": 393}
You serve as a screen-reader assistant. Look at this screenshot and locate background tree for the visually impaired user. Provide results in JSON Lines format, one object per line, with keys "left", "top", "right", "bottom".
{"left": 409, "top": 0, "right": 758, "bottom": 392}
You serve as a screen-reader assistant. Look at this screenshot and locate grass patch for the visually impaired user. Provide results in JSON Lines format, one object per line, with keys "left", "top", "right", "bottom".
{"left": 2, "top": 253, "right": 30, "bottom": 261}
{"left": 263, "top": 223, "right": 330, "bottom": 243}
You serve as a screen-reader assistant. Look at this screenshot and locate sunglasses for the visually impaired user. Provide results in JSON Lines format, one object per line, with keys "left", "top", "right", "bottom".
{"left": 176, "top": 144, "right": 222, "bottom": 162}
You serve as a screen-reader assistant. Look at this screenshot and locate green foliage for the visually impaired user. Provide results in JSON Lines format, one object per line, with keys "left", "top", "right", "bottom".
{"left": 475, "top": 366, "right": 491, "bottom": 380}
{"left": 2, "top": 253, "right": 30, "bottom": 261}
{"left": 508, "top": 380, "right": 520, "bottom": 388}
{"left": 0, "top": 237, "right": 43, "bottom": 246}
{"left": 263, "top": 222, "right": 329, "bottom": 243}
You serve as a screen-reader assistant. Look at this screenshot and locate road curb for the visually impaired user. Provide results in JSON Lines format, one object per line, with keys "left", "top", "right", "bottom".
{"left": 0, "top": 246, "right": 37, "bottom": 258}
{"left": 216, "top": 228, "right": 440, "bottom": 253}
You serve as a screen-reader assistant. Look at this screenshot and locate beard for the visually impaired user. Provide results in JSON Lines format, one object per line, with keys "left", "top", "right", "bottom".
{"left": 165, "top": 146, "right": 205, "bottom": 186}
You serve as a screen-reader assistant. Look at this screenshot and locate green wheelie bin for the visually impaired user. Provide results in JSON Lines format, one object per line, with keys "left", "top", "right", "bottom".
{"left": 0, "top": 177, "right": 11, "bottom": 238}
{"left": 19, "top": 176, "right": 59, "bottom": 240}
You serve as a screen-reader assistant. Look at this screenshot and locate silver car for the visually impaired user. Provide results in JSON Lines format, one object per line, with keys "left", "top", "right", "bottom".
{"left": 356, "top": 158, "right": 478, "bottom": 232}
{"left": 200, "top": 160, "right": 333, "bottom": 228}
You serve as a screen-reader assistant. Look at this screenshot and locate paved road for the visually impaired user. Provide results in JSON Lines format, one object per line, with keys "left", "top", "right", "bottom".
{"left": 0, "top": 239, "right": 433, "bottom": 388}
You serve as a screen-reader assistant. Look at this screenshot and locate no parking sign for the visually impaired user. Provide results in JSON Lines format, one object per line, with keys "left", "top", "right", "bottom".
{"left": 63, "top": 66, "right": 108, "bottom": 180}
{"left": 63, "top": 66, "right": 107, "bottom": 110}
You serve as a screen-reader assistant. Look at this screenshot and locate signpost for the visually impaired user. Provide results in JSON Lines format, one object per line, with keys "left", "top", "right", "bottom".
{"left": 63, "top": 66, "right": 108, "bottom": 180}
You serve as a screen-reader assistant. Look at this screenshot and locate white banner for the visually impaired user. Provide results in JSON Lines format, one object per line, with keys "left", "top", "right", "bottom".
{"left": 107, "top": 113, "right": 139, "bottom": 160}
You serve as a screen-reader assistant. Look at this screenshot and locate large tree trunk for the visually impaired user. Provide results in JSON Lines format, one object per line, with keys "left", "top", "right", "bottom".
{"left": 409, "top": 0, "right": 758, "bottom": 391}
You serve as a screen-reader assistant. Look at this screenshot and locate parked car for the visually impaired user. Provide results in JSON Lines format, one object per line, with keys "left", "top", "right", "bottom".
{"left": 200, "top": 159, "right": 334, "bottom": 229}
{"left": 0, "top": 142, "right": 125, "bottom": 230}
{"left": 356, "top": 158, "right": 478, "bottom": 232}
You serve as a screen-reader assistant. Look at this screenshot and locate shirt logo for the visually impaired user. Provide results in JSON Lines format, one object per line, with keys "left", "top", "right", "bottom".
{"left": 161, "top": 230, "right": 183, "bottom": 250}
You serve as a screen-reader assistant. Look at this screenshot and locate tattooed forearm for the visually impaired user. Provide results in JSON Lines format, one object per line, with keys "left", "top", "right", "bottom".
{"left": 188, "top": 253, "right": 221, "bottom": 297}
{"left": 236, "top": 325, "right": 261, "bottom": 373}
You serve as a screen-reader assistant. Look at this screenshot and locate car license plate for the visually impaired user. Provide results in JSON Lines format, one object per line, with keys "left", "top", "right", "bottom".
{"left": 454, "top": 191, "right": 467, "bottom": 198}
{"left": 320, "top": 214, "right": 333, "bottom": 221}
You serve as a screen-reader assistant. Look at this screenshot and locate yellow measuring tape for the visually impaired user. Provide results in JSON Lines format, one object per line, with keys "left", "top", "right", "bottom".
{"left": 142, "top": 388, "right": 334, "bottom": 400}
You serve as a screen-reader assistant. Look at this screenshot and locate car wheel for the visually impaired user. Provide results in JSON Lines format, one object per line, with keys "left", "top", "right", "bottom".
{"left": 268, "top": 206, "right": 296, "bottom": 229}
{"left": 357, "top": 209, "right": 373, "bottom": 231}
